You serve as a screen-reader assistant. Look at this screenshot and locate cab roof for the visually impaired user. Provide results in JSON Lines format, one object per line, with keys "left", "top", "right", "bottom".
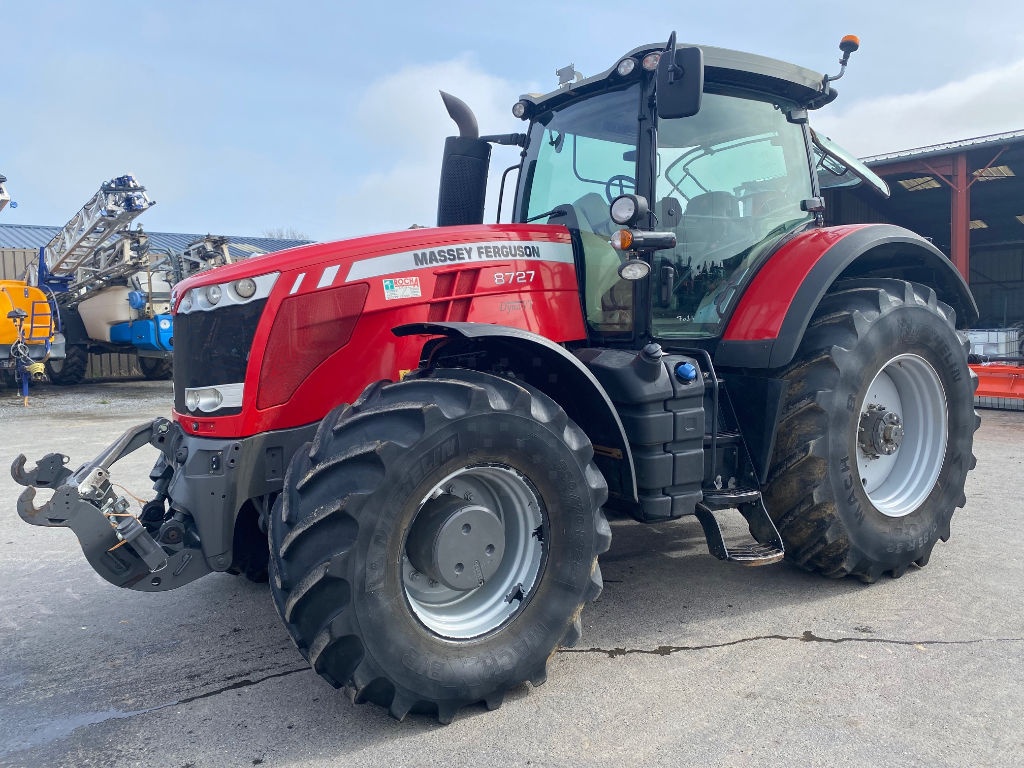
{"left": 521, "top": 42, "right": 835, "bottom": 113}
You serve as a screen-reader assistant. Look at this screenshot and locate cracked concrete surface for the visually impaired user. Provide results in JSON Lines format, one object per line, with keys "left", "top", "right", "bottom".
{"left": 1, "top": 382, "right": 1022, "bottom": 767}
{"left": 566, "top": 631, "right": 1024, "bottom": 658}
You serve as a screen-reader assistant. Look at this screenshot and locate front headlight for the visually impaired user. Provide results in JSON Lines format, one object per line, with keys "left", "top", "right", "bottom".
{"left": 177, "top": 273, "right": 279, "bottom": 314}
{"left": 233, "top": 278, "right": 257, "bottom": 299}
{"left": 618, "top": 259, "right": 651, "bottom": 281}
{"left": 184, "top": 383, "right": 243, "bottom": 412}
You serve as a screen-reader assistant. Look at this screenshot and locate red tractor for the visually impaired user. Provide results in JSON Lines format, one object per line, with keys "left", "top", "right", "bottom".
{"left": 13, "top": 35, "right": 978, "bottom": 723}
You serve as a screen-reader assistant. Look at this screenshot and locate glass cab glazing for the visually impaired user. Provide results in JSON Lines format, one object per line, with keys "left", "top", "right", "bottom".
{"left": 513, "top": 75, "right": 817, "bottom": 343}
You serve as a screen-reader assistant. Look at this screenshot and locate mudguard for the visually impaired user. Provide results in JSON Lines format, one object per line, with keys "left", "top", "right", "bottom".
{"left": 394, "top": 321, "right": 638, "bottom": 501}
{"left": 717, "top": 223, "right": 978, "bottom": 369}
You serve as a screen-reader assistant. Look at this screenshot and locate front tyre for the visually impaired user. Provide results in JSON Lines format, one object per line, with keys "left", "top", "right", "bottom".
{"left": 764, "top": 279, "right": 978, "bottom": 582}
{"left": 269, "top": 369, "right": 610, "bottom": 723}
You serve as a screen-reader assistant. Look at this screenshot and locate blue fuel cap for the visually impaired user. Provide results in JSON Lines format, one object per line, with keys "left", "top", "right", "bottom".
{"left": 674, "top": 361, "right": 698, "bottom": 383}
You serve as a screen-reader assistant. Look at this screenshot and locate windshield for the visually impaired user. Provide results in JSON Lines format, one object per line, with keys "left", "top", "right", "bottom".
{"left": 516, "top": 85, "right": 641, "bottom": 334}
{"left": 513, "top": 84, "right": 817, "bottom": 340}
{"left": 652, "top": 92, "right": 814, "bottom": 338}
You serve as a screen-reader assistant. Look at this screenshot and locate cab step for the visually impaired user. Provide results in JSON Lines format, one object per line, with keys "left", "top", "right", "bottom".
{"left": 700, "top": 488, "right": 762, "bottom": 510}
{"left": 694, "top": 491, "right": 785, "bottom": 566}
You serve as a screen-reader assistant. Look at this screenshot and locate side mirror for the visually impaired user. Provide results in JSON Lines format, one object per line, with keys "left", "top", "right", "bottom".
{"left": 656, "top": 45, "right": 703, "bottom": 120}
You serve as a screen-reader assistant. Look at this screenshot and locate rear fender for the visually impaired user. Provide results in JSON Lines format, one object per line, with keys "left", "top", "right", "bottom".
{"left": 717, "top": 223, "right": 978, "bottom": 369}
{"left": 394, "top": 321, "right": 637, "bottom": 501}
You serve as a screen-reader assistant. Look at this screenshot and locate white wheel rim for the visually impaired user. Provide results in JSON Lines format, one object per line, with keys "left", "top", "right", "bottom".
{"left": 856, "top": 354, "right": 947, "bottom": 517}
{"left": 402, "top": 464, "right": 545, "bottom": 639}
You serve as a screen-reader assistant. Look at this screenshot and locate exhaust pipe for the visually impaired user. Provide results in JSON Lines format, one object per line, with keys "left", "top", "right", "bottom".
{"left": 440, "top": 91, "right": 479, "bottom": 139}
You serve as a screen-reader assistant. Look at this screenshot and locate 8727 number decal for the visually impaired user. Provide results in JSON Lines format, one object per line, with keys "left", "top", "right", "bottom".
{"left": 493, "top": 270, "right": 536, "bottom": 286}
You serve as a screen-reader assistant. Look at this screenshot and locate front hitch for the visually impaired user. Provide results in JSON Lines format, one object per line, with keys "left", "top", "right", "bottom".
{"left": 11, "top": 418, "right": 211, "bottom": 592}
{"left": 11, "top": 453, "right": 73, "bottom": 489}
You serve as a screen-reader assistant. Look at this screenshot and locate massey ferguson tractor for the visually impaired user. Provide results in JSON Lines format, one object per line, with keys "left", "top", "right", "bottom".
{"left": 12, "top": 36, "right": 978, "bottom": 723}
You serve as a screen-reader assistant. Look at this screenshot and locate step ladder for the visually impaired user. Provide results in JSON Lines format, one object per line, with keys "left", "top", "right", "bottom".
{"left": 26, "top": 300, "right": 53, "bottom": 341}
{"left": 694, "top": 488, "right": 785, "bottom": 566}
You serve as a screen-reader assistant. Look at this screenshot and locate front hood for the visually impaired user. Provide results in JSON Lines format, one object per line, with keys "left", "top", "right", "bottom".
{"left": 171, "top": 223, "right": 571, "bottom": 311}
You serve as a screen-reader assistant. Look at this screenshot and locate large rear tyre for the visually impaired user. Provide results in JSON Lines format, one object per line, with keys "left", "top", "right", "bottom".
{"left": 138, "top": 355, "right": 173, "bottom": 381}
{"left": 45, "top": 344, "right": 88, "bottom": 385}
{"left": 269, "top": 369, "right": 610, "bottom": 723}
{"left": 763, "top": 279, "right": 978, "bottom": 582}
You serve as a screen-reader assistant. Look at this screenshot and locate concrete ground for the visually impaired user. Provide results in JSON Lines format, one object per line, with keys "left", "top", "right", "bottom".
{"left": 0, "top": 380, "right": 1021, "bottom": 768}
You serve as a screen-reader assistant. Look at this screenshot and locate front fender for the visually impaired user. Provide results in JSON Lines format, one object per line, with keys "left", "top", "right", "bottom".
{"left": 394, "top": 321, "right": 637, "bottom": 502}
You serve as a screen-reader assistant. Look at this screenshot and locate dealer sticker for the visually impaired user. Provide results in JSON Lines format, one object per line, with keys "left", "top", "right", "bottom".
{"left": 382, "top": 276, "right": 421, "bottom": 300}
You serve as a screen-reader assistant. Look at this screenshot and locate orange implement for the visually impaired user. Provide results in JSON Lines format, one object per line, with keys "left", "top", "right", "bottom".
{"left": 0, "top": 280, "right": 54, "bottom": 347}
{"left": 971, "top": 364, "right": 1024, "bottom": 400}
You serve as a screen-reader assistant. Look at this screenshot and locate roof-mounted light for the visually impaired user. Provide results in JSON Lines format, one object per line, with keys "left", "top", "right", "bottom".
{"left": 642, "top": 52, "right": 662, "bottom": 71}
{"left": 840, "top": 35, "right": 861, "bottom": 56}
{"left": 512, "top": 100, "right": 532, "bottom": 120}
{"left": 616, "top": 58, "right": 637, "bottom": 77}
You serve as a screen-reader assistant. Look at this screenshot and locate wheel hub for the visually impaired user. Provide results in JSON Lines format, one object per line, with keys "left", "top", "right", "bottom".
{"left": 858, "top": 404, "right": 904, "bottom": 459}
{"left": 406, "top": 493, "right": 506, "bottom": 591}
{"left": 402, "top": 464, "right": 545, "bottom": 639}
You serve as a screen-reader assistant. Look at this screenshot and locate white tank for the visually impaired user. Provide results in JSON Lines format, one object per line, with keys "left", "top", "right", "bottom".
{"left": 77, "top": 270, "right": 172, "bottom": 342}
{"left": 78, "top": 286, "right": 133, "bottom": 342}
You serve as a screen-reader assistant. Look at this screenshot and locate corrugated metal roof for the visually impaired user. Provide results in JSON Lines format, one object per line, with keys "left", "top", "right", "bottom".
{"left": 863, "top": 129, "right": 1024, "bottom": 166}
{"left": 0, "top": 223, "right": 312, "bottom": 260}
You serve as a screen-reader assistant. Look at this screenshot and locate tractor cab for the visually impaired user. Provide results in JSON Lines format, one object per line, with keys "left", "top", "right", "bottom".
{"left": 511, "top": 41, "right": 845, "bottom": 346}
{"left": 442, "top": 37, "right": 882, "bottom": 348}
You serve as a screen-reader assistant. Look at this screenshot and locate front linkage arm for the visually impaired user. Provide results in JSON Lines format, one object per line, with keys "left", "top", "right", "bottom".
{"left": 11, "top": 417, "right": 211, "bottom": 592}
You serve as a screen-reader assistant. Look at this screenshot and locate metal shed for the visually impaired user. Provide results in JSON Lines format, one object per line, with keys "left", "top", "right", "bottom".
{"left": 824, "top": 130, "right": 1024, "bottom": 329}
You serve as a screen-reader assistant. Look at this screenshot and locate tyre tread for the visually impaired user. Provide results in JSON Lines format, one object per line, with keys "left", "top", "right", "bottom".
{"left": 269, "top": 369, "right": 609, "bottom": 723}
{"left": 762, "top": 279, "right": 978, "bottom": 580}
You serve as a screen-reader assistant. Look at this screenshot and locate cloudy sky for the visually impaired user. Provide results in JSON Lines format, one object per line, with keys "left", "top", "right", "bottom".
{"left": 3, "top": 1, "right": 1024, "bottom": 242}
